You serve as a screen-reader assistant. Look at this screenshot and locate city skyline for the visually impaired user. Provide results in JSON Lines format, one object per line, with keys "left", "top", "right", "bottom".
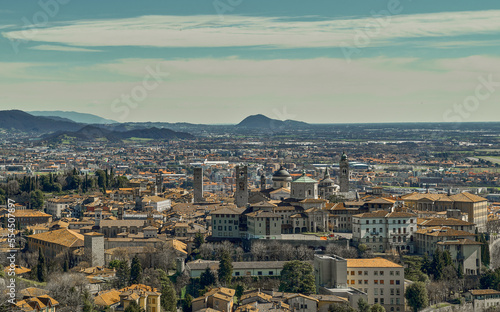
{"left": 1, "top": 0, "right": 500, "bottom": 124}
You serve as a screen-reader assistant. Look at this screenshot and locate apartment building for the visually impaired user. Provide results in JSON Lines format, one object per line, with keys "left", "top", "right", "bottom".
{"left": 352, "top": 211, "right": 417, "bottom": 253}
{"left": 346, "top": 258, "right": 405, "bottom": 312}
{"left": 210, "top": 206, "right": 245, "bottom": 239}
{"left": 415, "top": 226, "right": 481, "bottom": 275}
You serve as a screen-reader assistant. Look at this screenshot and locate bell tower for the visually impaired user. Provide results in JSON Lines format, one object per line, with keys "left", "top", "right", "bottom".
{"left": 339, "top": 152, "right": 349, "bottom": 192}
{"left": 235, "top": 165, "right": 248, "bottom": 207}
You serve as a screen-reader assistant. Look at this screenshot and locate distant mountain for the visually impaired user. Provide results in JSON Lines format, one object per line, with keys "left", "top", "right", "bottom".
{"left": 0, "top": 110, "right": 83, "bottom": 133}
{"left": 236, "top": 114, "right": 309, "bottom": 129}
{"left": 29, "top": 110, "right": 117, "bottom": 124}
{"left": 44, "top": 125, "right": 194, "bottom": 142}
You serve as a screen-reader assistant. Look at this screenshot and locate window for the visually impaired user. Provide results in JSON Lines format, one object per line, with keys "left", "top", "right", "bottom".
{"left": 390, "top": 280, "right": 394, "bottom": 285}
{"left": 258, "top": 271, "right": 262, "bottom": 276}
{"left": 269, "top": 271, "right": 273, "bottom": 275}
{"left": 364, "top": 271, "right": 368, "bottom": 275}
{"left": 235, "top": 272, "right": 240, "bottom": 276}
{"left": 396, "top": 280, "right": 400, "bottom": 285}
{"left": 380, "top": 280, "right": 384, "bottom": 285}
{"left": 374, "top": 280, "right": 378, "bottom": 284}
{"left": 390, "top": 271, "right": 394, "bottom": 276}
{"left": 364, "top": 280, "right": 368, "bottom": 284}
{"left": 380, "top": 271, "right": 384, "bottom": 276}
{"left": 396, "top": 271, "right": 400, "bottom": 276}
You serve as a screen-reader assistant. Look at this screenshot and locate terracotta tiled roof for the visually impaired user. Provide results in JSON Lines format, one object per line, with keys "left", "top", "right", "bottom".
{"left": 346, "top": 257, "right": 402, "bottom": 268}
{"left": 28, "top": 228, "right": 84, "bottom": 248}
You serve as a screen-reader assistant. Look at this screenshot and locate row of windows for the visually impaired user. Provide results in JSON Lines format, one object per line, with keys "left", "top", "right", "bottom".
{"left": 348, "top": 279, "right": 401, "bottom": 285}
{"left": 348, "top": 270, "right": 401, "bottom": 276}
{"left": 359, "top": 219, "right": 414, "bottom": 224}
{"left": 234, "top": 271, "right": 275, "bottom": 276}
{"left": 214, "top": 219, "right": 239, "bottom": 225}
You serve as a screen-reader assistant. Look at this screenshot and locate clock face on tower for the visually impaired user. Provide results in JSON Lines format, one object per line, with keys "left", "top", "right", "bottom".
{"left": 239, "top": 182, "right": 245, "bottom": 190}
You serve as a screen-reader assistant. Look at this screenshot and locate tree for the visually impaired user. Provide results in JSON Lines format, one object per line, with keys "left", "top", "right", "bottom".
{"left": 115, "top": 260, "right": 130, "bottom": 288}
{"left": 182, "top": 294, "right": 193, "bottom": 312}
{"left": 194, "top": 232, "right": 205, "bottom": 250}
{"left": 457, "top": 262, "right": 464, "bottom": 279}
{"left": 405, "top": 282, "right": 429, "bottom": 312}
{"left": 279, "top": 260, "right": 316, "bottom": 295}
{"left": 431, "top": 249, "right": 445, "bottom": 280}
{"left": 357, "top": 298, "right": 370, "bottom": 312}
{"left": 124, "top": 301, "right": 143, "bottom": 312}
{"left": 370, "top": 304, "right": 386, "bottom": 312}
{"left": 82, "top": 290, "right": 97, "bottom": 312}
{"left": 421, "top": 253, "right": 431, "bottom": 275}
{"left": 442, "top": 250, "right": 452, "bottom": 267}
{"left": 328, "top": 303, "right": 356, "bottom": 312}
{"left": 200, "top": 267, "right": 216, "bottom": 288}
{"left": 235, "top": 285, "right": 244, "bottom": 303}
{"left": 130, "top": 255, "right": 142, "bottom": 285}
{"left": 95, "top": 170, "right": 107, "bottom": 189}
{"left": 480, "top": 234, "right": 491, "bottom": 267}
{"left": 218, "top": 251, "right": 233, "bottom": 286}
{"left": 159, "top": 270, "right": 177, "bottom": 312}
{"left": 30, "top": 190, "right": 44, "bottom": 210}
{"left": 36, "top": 247, "right": 47, "bottom": 282}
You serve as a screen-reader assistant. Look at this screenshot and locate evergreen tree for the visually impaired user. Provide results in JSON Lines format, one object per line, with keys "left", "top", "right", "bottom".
{"left": 130, "top": 255, "right": 142, "bottom": 285}
{"left": 421, "top": 253, "right": 431, "bottom": 275}
{"left": 357, "top": 298, "right": 370, "bottom": 312}
{"left": 115, "top": 260, "right": 130, "bottom": 288}
{"left": 194, "top": 232, "right": 205, "bottom": 250}
{"left": 457, "top": 262, "right": 464, "bottom": 279}
{"left": 279, "top": 260, "right": 316, "bottom": 295}
{"left": 159, "top": 270, "right": 178, "bottom": 312}
{"left": 183, "top": 294, "right": 193, "bottom": 312}
{"left": 431, "top": 249, "right": 444, "bottom": 280}
{"left": 442, "top": 250, "right": 452, "bottom": 267}
{"left": 370, "top": 304, "right": 386, "bottom": 312}
{"left": 36, "top": 247, "right": 47, "bottom": 282}
{"left": 218, "top": 251, "right": 233, "bottom": 286}
{"left": 124, "top": 301, "right": 142, "bottom": 312}
{"left": 200, "top": 267, "right": 216, "bottom": 288}
{"left": 405, "top": 282, "right": 429, "bottom": 312}
{"left": 235, "top": 285, "right": 244, "bottom": 304}
{"left": 480, "top": 234, "right": 490, "bottom": 267}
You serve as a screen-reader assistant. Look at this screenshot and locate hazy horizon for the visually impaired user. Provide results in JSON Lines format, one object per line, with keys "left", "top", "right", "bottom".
{"left": 1, "top": 0, "right": 500, "bottom": 124}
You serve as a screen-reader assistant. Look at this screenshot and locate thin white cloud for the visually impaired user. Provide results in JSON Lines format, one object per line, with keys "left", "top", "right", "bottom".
{"left": 2, "top": 10, "right": 500, "bottom": 49}
{"left": 30, "top": 45, "right": 102, "bottom": 52}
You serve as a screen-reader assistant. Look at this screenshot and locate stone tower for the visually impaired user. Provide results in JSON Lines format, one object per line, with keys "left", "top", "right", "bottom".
{"left": 235, "top": 165, "right": 248, "bottom": 207}
{"left": 84, "top": 232, "right": 104, "bottom": 267}
{"left": 193, "top": 167, "right": 204, "bottom": 203}
{"left": 339, "top": 152, "right": 349, "bottom": 192}
{"left": 94, "top": 208, "right": 102, "bottom": 229}
{"left": 260, "top": 174, "right": 266, "bottom": 190}
{"left": 156, "top": 173, "right": 163, "bottom": 193}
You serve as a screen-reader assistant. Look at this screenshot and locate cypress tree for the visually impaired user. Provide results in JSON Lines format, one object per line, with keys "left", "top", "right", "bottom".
{"left": 130, "top": 255, "right": 142, "bottom": 285}
{"left": 36, "top": 247, "right": 47, "bottom": 282}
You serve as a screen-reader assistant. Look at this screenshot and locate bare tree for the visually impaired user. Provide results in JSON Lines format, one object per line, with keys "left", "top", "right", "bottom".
{"left": 251, "top": 241, "right": 267, "bottom": 261}
{"left": 295, "top": 245, "right": 313, "bottom": 260}
{"left": 46, "top": 272, "right": 89, "bottom": 312}
{"left": 199, "top": 243, "right": 215, "bottom": 260}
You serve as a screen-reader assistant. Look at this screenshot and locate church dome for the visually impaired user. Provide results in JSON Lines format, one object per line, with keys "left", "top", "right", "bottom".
{"left": 272, "top": 165, "right": 292, "bottom": 181}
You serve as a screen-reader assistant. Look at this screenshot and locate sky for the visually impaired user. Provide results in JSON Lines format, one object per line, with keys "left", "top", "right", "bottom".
{"left": 1, "top": 0, "right": 500, "bottom": 124}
